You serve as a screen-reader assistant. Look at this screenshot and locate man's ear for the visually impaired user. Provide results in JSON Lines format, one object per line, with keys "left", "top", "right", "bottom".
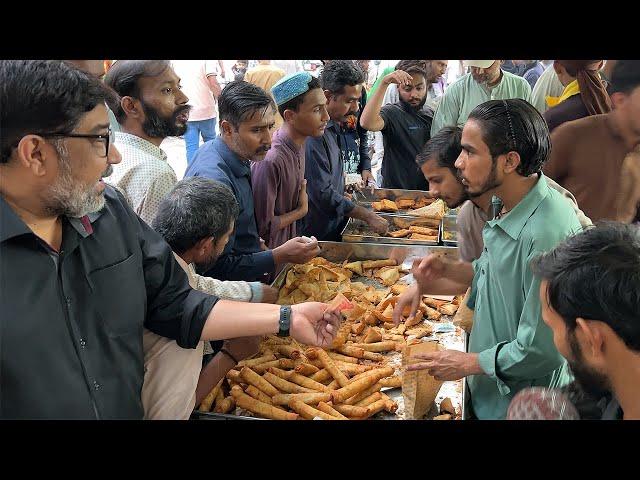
{"left": 324, "top": 89, "right": 333, "bottom": 102}
{"left": 121, "top": 96, "right": 142, "bottom": 119}
{"left": 282, "top": 108, "right": 295, "bottom": 123}
{"left": 220, "top": 119, "right": 234, "bottom": 137}
{"left": 194, "top": 237, "right": 214, "bottom": 253}
{"left": 553, "top": 61, "right": 562, "bottom": 75}
{"left": 15, "top": 135, "right": 54, "bottom": 177}
{"left": 503, "top": 151, "right": 522, "bottom": 174}
{"left": 576, "top": 317, "right": 606, "bottom": 361}
{"left": 610, "top": 91, "right": 627, "bottom": 110}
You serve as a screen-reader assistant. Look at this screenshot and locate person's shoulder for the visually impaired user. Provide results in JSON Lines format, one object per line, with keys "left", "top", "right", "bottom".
{"left": 553, "top": 113, "right": 604, "bottom": 139}
{"left": 503, "top": 70, "right": 531, "bottom": 87}
{"left": 445, "top": 74, "right": 470, "bottom": 94}
{"left": 523, "top": 182, "right": 581, "bottom": 246}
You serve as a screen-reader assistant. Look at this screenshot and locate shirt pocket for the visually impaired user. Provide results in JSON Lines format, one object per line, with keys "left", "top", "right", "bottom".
{"left": 89, "top": 252, "right": 146, "bottom": 338}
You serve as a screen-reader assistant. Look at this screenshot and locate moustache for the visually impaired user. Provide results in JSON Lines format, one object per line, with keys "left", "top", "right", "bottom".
{"left": 101, "top": 164, "right": 113, "bottom": 178}
{"left": 256, "top": 145, "right": 271, "bottom": 154}
{"left": 173, "top": 105, "right": 192, "bottom": 119}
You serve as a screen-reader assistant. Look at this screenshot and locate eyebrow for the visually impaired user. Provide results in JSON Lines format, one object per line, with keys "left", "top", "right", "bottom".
{"left": 460, "top": 142, "right": 475, "bottom": 152}
{"left": 89, "top": 123, "right": 111, "bottom": 133}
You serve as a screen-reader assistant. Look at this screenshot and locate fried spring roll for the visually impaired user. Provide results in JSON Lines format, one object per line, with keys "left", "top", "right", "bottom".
{"left": 334, "top": 362, "right": 377, "bottom": 376}
{"left": 354, "top": 391, "right": 383, "bottom": 407}
{"left": 344, "top": 381, "right": 383, "bottom": 405}
{"left": 236, "top": 353, "right": 277, "bottom": 369}
{"left": 231, "top": 389, "right": 298, "bottom": 420}
{"left": 335, "top": 345, "right": 365, "bottom": 358}
{"left": 331, "top": 367, "right": 394, "bottom": 404}
{"left": 263, "top": 371, "right": 315, "bottom": 394}
{"left": 294, "top": 363, "right": 320, "bottom": 376}
{"left": 397, "top": 323, "right": 407, "bottom": 335}
{"left": 379, "top": 392, "right": 399, "bottom": 413}
{"left": 327, "top": 379, "right": 340, "bottom": 390}
{"left": 263, "top": 335, "right": 292, "bottom": 345}
{"left": 364, "top": 398, "right": 388, "bottom": 418}
{"left": 240, "top": 366, "right": 279, "bottom": 397}
{"left": 378, "top": 376, "right": 403, "bottom": 389}
{"left": 424, "top": 297, "right": 448, "bottom": 309}
{"left": 317, "top": 401, "right": 349, "bottom": 420}
{"left": 214, "top": 388, "right": 225, "bottom": 409}
{"left": 316, "top": 348, "right": 350, "bottom": 388}
{"left": 382, "top": 334, "right": 406, "bottom": 342}
{"left": 198, "top": 378, "right": 224, "bottom": 412}
{"left": 311, "top": 368, "right": 332, "bottom": 383}
{"left": 226, "top": 369, "right": 243, "bottom": 384}
{"left": 350, "top": 341, "right": 396, "bottom": 352}
{"left": 405, "top": 310, "right": 424, "bottom": 328}
{"left": 326, "top": 351, "right": 359, "bottom": 364}
{"left": 289, "top": 399, "right": 340, "bottom": 420}
{"left": 213, "top": 396, "right": 235, "bottom": 414}
{"left": 272, "top": 392, "right": 332, "bottom": 406}
{"left": 253, "top": 359, "right": 282, "bottom": 374}
{"left": 284, "top": 371, "right": 331, "bottom": 392}
{"left": 332, "top": 403, "right": 369, "bottom": 418}
{"left": 275, "top": 345, "right": 302, "bottom": 359}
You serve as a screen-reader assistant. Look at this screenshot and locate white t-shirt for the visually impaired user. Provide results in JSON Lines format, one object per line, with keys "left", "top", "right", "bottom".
{"left": 171, "top": 60, "right": 219, "bottom": 122}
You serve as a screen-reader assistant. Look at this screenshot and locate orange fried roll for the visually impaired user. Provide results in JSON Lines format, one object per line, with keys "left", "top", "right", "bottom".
{"left": 239, "top": 366, "right": 279, "bottom": 397}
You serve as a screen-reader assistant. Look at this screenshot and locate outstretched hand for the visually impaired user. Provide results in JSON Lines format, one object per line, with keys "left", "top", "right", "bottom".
{"left": 290, "top": 302, "right": 343, "bottom": 348}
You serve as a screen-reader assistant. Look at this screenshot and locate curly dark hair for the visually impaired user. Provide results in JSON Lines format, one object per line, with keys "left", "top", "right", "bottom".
{"left": 319, "top": 60, "right": 364, "bottom": 95}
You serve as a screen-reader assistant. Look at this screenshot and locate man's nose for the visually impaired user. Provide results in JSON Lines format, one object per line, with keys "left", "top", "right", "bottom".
{"left": 109, "top": 143, "right": 122, "bottom": 165}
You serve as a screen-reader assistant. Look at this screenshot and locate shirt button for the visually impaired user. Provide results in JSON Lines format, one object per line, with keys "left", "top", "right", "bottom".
{"left": 481, "top": 269, "right": 485, "bottom": 274}
{"left": 66, "top": 297, "right": 71, "bottom": 305}
{"left": 93, "top": 381, "right": 101, "bottom": 390}
{"left": 79, "top": 338, "right": 86, "bottom": 348}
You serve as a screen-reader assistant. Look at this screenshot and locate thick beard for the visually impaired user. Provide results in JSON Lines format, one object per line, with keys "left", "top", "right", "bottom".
{"left": 43, "top": 143, "right": 109, "bottom": 218}
{"left": 466, "top": 159, "right": 500, "bottom": 198}
{"left": 141, "top": 101, "right": 190, "bottom": 138}
{"left": 567, "top": 330, "right": 611, "bottom": 399}
{"left": 400, "top": 95, "right": 427, "bottom": 111}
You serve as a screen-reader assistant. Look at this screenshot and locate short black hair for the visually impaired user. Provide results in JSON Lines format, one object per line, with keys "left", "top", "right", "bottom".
{"left": 103, "top": 60, "right": 172, "bottom": 123}
{"left": 467, "top": 98, "right": 550, "bottom": 177}
{"left": 416, "top": 125, "right": 463, "bottom": 174}
{"left": 395, "top": 60, "right": 428, "bottom": 78}
{"left": 531, "top": 222, "right": 640, "bottom": 352}
{"left": 319, "top": 60, "right": 364, "bottom": 95}
{"left": 218, "top": 80, "right": 275, "bottom": 130}
{"left": 277, "top": 76, "right": 322, "bottom": 118}
{"left": 610, "top": 60, "right": 640, "bottom": 94}
{"left": 151, "top": 177, "right": 240, "bottom": 255}
{"left": 0, "top": 60, "right": 110, "bottom": 164}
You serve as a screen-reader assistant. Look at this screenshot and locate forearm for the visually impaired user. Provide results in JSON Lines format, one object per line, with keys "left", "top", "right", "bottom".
{"left": 200, "top": 300, "right": 280, "bottom": 341}
{"left": 207, "top": 75, "right": 222, "bottom": 98}
{"left": 195, "top": 350, "right": 236, "bottom": 406}
{"left": 359, "top": 82, "right": 387, "bottom": 131}
{"left": 347, "top": 204, "right": 376, "bottom": 222}
{"left": 274, "top": 206, "right": 306, "bottom": 230}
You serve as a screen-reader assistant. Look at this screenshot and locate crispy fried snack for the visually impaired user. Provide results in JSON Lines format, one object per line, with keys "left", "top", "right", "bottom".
{"left": 231, "top": 388, "right": 298, "bottom": 420}
{"left": 379, "top": 376, "right": 403, "bottom": 389}
{"left": 263, "top": 371, "right": 315, "bottom": 394}
{"left": 244, "top": 385, "right": 278, "bottom": 407}
{"left": 409, "top": 233, "right": 438, "bottom": 241}
{"left": 372, "top": 199, "right": 398, "bottom": 212}
{"left": 213, "top": 396, "right": 235, "bottom": 414}
{"left": 294, "top": 363, "right": 320, "bottom": 376}
{"left": 396, "top": 198, "right": 417, "bottom": 209}
{"left": 350, "top": 341, "right": 396, "bottom": 352}
{"left": 344, "top": 261, "right": 363, "bottom": 275}
{"left": 275, "top": 345, "right": 302, "bottom": 359}
{"left": 440, "top": 397, "right": 456, "bottom": 415}
{"left": 284, "top": 371, "right": 331, "bottom": 392}
{"left": 410, "top": 198, "right": 446, "bottom": 219}
{"left": 332, "top": 403, "right": 369, "bottom": 418}
{"left": 310, "top": 368, "right": 332, "bottom": 383}
{"left": 433, "top": 414, "right": 453, "bottom": 420}
{"left": 317, "top": 401, "right": 349, "bottom": 420}
{"left": 379, "top": 392, "right": 399, "bottom": 413}
{"left": 387, "top": 229, "right": 411, "bottom": 238}
{"left": 272, "top": 392, "right": 331, "bottom": 406}
{"left": 375, "top": 266, "right": 400, "bottom": 286}
{"left": 236, "top": 353, "right": 277, "bottom": 369}
{"left": 351, "top": 322, "right": 366, "bottom": 335}
{"left": 344, "top": 381, "right": 384, "bottom": 405}
{"left": 409, "top": 225, "right": 439, "bottom": 236}
{"left": 240, "top": 367, "right": 280, "bottom": 397}
{"left": 354, "top": 391, "right": 384, "bottom": 407}
{"left": 424, "top": 297, "right": 448, "bottom": 308}
{"left": 363, "top": 327, "right": 383, "bottom": 344}
{"left": 199, "top": 378, "right": 224, "bottom": 412}
{"left": 362, "top": 259, "right": 397, "bottom": 269}
{"left": 331, "top": 367, "right": 394, "bottom": 403}
{"left": 364, "top": 398, "right": 388, "bottom": 418}
{"left": 289, "top": 399, "right": 341, "bottom": 420}
{"left": 391, "top": 283, "right": 409, "bottom": 295}
{"left": 326, "top": 351, "right": 359, "bottom": 364}
{"left": 226, "top": 369, "right": 244, "bottom": 384}
{"left": 439, "top": 303, "right": 459, "bottom": 316}
{"left": 405, "top": 310, "right": 424, "bottom": 328}
{"left": 405, "top": 325, "right": 433, "bottom": 339}
{"left": 314, "top": 348, "right": 350, "bottom": 388}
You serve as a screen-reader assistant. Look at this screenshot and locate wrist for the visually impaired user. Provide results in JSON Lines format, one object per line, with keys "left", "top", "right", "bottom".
{"left": 465, "top": 353, "right": 483, "bottom": 376}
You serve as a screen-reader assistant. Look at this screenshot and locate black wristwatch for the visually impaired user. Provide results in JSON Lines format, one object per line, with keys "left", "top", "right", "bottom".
{"left": 278, "top": 305, "right": 292, "bottom": 337}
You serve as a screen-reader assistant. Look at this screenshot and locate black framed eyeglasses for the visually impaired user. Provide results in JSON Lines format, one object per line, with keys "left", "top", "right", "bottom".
{"left": 35, "top": 128, "right": 115, "bottom": 158}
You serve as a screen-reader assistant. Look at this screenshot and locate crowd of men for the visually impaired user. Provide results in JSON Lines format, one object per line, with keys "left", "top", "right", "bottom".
{"left": 1, "top": 59, "right": 639, "bottom": 420}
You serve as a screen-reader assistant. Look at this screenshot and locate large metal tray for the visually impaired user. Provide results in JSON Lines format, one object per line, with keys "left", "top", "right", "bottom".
{"left": 341, "top": 214, "right": 442, "bottom": 247}
{"left": 353, "top": 188, "right": 434, "bottom": 217}
{"left": 441, "top": 214, "right": 458, "bottom": 247}
{"left": 196, "top": 241, "right": 464, "bottom": 421}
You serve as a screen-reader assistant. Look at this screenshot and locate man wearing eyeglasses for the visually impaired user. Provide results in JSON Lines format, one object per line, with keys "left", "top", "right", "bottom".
{"left": 104, "top": 60, "right": 191, "bottom": 225}
{"left": 0, "top": 60, "right": 343, "bottom": 419}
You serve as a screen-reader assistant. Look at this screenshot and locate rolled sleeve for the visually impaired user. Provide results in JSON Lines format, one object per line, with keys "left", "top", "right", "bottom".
{"left": 478, "top": 342, "right": 511, "bottom": 395}
{"left": 249, "top": 282, "right": 263, "bottom": 302}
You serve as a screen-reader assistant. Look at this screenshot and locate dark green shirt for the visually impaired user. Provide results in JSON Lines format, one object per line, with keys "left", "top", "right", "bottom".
{"left": 467, "top": 174, "right": 581, "bottom": 419}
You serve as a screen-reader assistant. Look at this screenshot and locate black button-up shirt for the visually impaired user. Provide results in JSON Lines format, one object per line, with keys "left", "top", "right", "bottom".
{"left": 303, "top": 120, "right": 356, "bottom": 241}
{"left": 184, "top": 137, "right": 275, "bottom": 282}
{"left": 0, "top": 187, "right": 218, "bottom": 419}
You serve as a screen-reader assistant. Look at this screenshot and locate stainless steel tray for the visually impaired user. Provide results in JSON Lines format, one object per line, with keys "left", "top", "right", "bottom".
{"left": 341, "top": 214, "right": 442, "bottom": 246}
{"left": 353, "top": 188, "right": 434, "bottom": 217}
{"left": 441, "top": 214, "right": 458, "bottom": 247}
{"left": 197, "top": 241, "right": 464, "bottom": 421}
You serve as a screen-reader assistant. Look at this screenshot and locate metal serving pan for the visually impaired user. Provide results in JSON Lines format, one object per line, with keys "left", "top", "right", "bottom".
{"left": 195, "top": 241, "right": 463, "bottom": 420}
{"left": 341, "top": 213, "right": 442, "bottom": 247}
{"left": 441, "top": 214, "right": 458, "bottom": 247}
{"left": 353, "top": 188, "right": 434, "bottom": 217}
